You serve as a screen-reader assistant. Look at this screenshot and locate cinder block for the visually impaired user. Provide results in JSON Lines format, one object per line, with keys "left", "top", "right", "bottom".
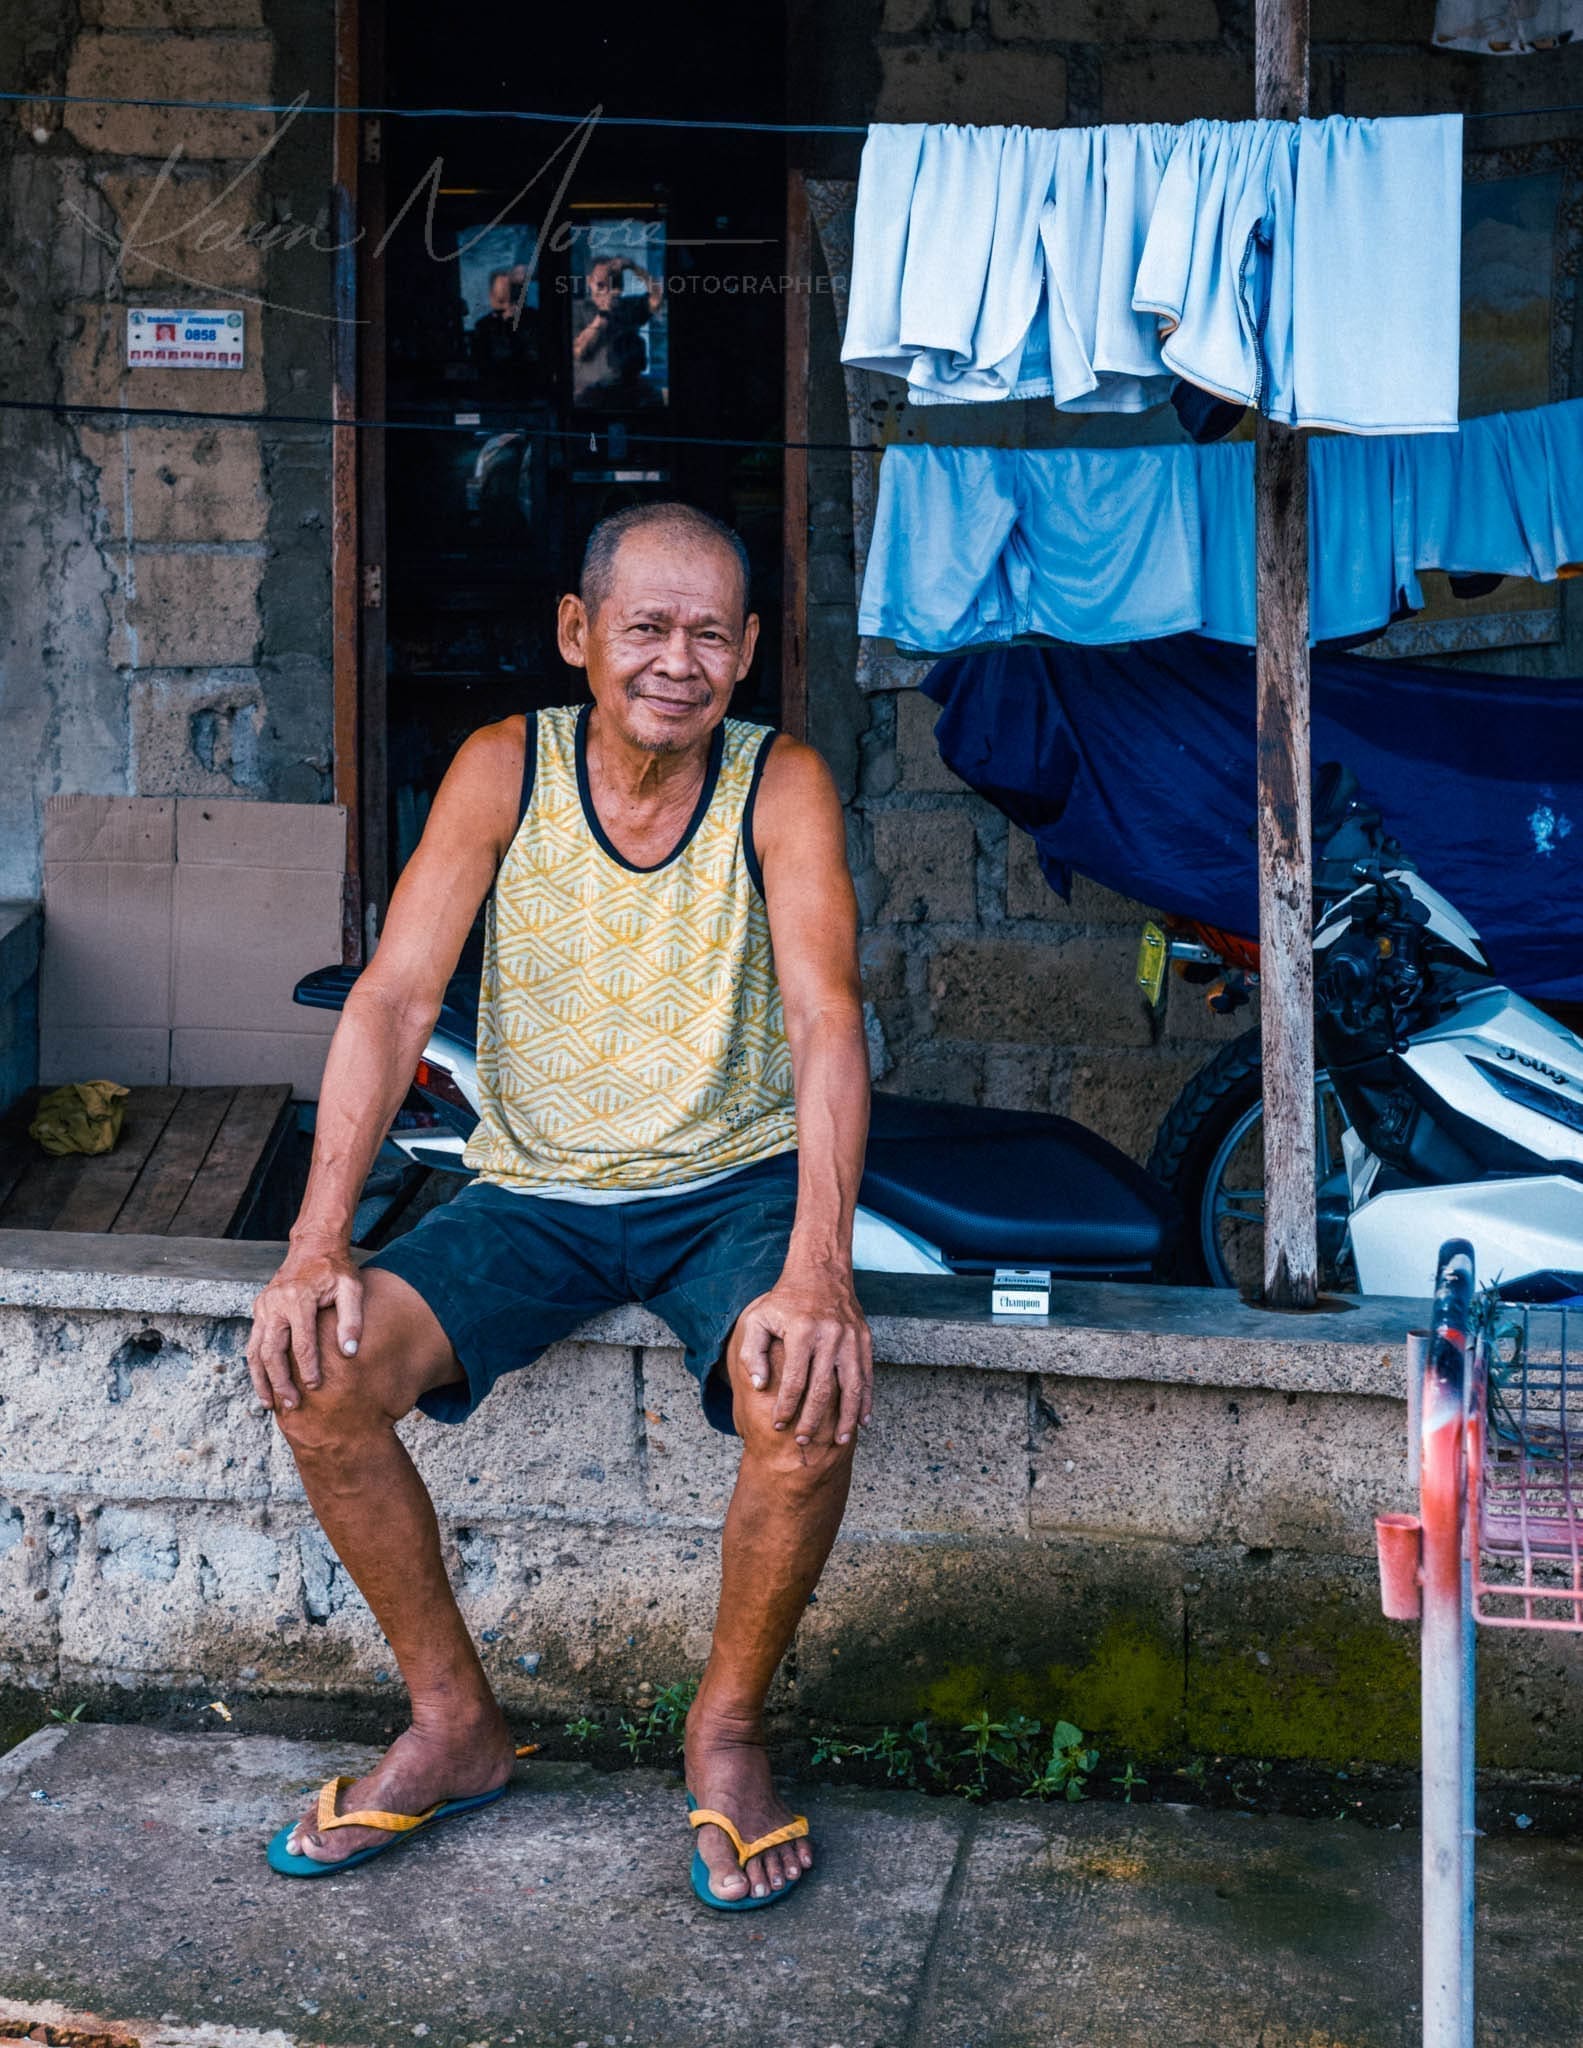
{"left": 1005, "top": 828, "right": 1154, "bottom": 925}
{"left": 641, "top": 1350, "right": 1030, "bottom": 1537}
{"left": 62, "top": 34, "right": 274, "bottom": 159}
{"left": 0, "top": 1498, "right": 68, "bottom": 1681}
{"left": 125, "top": 553, "right": 263, "bottom": 668}
{"left": 1312, "top": 0, "right": 1437, "bottom": 36}
{"left": 0, "top": 1308, "right": 273, "bottom": 1506}
{"left": 990, "top": 0, "right": 1221, "bottom": 39}
{"left": 877, "top": 45, "right": 1069, "bottom": 124}
{"left": 880, "top": 0, "right": 936, "bottom": 28}
{"left": 927, "top": 934, "right": 1152, "bottom": 1048}
{"left": 872, "top": 809, "right": 979, "bottom": 924}
{"left": 893, "top": 689, "right": 964, "bottom": 794}
{"left": 384, "top": 1345, "right": 645, "bottom": 1522}
{"left": 638, "top": 1347, "right": 742, "bottom": 1522}
{"left": 981, "top": 1050, "right": 1053, "bottom": 1113}
{"left": 1030, "top": 1376, "right": 1405, "bottom": 1557}
{"left": 81, "top": 425, "right": 266, "bottom": 543}
{"left": 1102, "top": 51, "right": 1252, "bottom": 122}
{"left": 65, "top": 301, "right": 264, "bottom": 419}
{"left": 129, "top": 673, "right": 270, "bottom": 798}
{"left": 1064, "top": 1046, "right": 1206, "bottom": 1163}
{"left": 95, "top": 167, "right": 266, "bottom": 292}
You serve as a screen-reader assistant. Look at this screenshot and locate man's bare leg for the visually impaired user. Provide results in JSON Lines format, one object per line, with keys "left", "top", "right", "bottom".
{"left": 272, "top": 1268, "right": 515, "bottom": 1864}
{"left": 685, "top": 1325, "right": 855, "bottom": 1903}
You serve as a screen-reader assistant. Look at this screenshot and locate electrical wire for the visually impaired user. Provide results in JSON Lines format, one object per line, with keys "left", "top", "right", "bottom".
{"left": 1, "top": 85, "right": 1579, "bottom": 131}
{"left": 0, "top": 391, "right": 881, "bottom": 455}
{"left": 0, "top": 89, "right": 869, "bottom": 133}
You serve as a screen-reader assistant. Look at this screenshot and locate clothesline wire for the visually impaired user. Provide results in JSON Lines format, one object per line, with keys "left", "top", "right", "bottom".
{"left": 0, "top": 390, "right": 882, "bottom": 454}
{"left": 0, "top": 85, "right": 1580, "bottom": 131}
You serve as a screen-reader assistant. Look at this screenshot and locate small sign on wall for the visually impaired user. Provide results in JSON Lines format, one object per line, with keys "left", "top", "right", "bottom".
{"left": 126, "top": 309, "right": 244, "bottom": 369}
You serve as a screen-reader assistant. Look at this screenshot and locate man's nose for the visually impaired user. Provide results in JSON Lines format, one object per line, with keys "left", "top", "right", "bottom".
{"left": 652, "top": 629, "right": 701, "bottom": 675}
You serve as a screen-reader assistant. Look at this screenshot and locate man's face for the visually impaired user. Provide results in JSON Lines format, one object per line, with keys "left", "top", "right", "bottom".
{"left": 588, "top": 260, "right": 623, "bottom": 313}
{"left": 488, "top": 273, "right": 512, "bottom": 313}
{"left": 558, "top": 528, "right": 758, "bottom": 756}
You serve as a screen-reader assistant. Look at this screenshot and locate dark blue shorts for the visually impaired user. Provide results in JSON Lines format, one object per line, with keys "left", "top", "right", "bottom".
{"left": 362, "top": 1150, "right": 799, "bottom": 1436}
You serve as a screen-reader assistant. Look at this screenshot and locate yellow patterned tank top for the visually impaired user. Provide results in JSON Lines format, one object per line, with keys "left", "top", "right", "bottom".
{"left": 462, "top": 704, "right": 797, "bottom": 1192}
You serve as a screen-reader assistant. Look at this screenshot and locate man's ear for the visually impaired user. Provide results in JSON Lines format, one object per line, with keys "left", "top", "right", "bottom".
{"left": 735, "top": 610, "right": 760, "bottom": 681}
{"left": 558, "top": 592, "right": 591, "bottom": 669}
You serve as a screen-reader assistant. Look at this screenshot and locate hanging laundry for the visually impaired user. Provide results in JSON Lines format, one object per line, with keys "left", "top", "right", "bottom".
{"left": 920, "top": 636, "right": 1583, "bottom": 1006}
{"left": 859, "top": 398, "right": 1583, "bottom": 650}
{"left": 1433, "top": 0, "right": 1583, "bottom": 50}
{"left": 842, "top": 115, "right": 1463, "bottom": 435}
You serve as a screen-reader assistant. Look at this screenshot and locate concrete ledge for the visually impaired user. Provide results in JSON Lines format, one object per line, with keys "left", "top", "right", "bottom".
{"left": 6, "top": 1227, "right": 1572, "bottom": 1772}
{"left": 0, "top": 1229, "right": 1427, "bottom": 1394}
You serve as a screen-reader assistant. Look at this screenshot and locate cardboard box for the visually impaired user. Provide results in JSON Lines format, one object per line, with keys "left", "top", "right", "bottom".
{"left": 39, "top": 795, "right": 346, "bottom": 1098}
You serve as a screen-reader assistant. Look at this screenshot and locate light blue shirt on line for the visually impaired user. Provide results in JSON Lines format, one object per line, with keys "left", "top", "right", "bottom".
{"left": 858, "top": 400, "right": 1583, "bottom": 652}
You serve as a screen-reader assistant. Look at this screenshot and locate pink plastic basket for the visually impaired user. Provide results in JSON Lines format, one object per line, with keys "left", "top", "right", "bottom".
{"left": 1473, "top": 1302, "right": 1583, "bottom": 1632}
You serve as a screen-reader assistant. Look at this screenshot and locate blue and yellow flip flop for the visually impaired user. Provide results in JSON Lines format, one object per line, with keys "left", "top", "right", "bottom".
{"left": 686, "top": 1791, "right": 811, "bottom": 1912}
{"left": 267, "top": 1747, "right": 535, "bottom": 1877}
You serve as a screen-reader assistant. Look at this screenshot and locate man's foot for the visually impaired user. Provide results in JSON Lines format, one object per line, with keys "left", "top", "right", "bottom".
{"left": 285, "top": 1710, "right": 517, "bottom": 1865}
{"left": 685, "top": 1704, "right": 813, "bottom": 1903}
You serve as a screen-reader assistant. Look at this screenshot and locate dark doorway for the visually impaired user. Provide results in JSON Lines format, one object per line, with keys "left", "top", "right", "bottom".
{"left": 373, "top": 1, "right": 789, "bottom": 896}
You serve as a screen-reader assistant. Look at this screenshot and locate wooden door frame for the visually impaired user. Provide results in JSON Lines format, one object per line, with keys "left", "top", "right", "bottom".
{"left": 331, "top": 0, "right": 390, "bottom": 961}
{"left": 781, "top": 166, "right": 810, "bottom": 743}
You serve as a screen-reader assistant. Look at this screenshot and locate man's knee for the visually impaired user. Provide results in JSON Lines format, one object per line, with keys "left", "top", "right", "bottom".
{"left": 273, "top": 1308, "right": 409, "bottom": 1453}
{"left": 730, "top": 1368, "right": 856, "bottom": 1503}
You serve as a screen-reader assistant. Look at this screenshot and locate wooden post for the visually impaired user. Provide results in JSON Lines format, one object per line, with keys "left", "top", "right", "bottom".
{"left": 781, "top": 167, "right": 811, "bottom": 743}
{"left": 1255, "top": 0, "right": 1317, "bottom": 1307}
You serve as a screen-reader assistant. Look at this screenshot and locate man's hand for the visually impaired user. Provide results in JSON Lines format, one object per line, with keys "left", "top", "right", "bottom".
{"left": 738, "top": 1267, "right": 873, "bottom": 1447}
{"left": 246, "top": 1241, "right": 364, "bottom": 1413}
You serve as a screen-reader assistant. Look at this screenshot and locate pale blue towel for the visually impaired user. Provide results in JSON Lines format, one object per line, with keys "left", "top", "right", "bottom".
{"left": 842, "top": 115, "right": 1463, "bottom": 435}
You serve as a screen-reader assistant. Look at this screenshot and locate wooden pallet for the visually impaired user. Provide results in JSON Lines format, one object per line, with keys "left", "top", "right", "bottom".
{"left": 0, "top": 1084, "right": 294, "bottom": 1239}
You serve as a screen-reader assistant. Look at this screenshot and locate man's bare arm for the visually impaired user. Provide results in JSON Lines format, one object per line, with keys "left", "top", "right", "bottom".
{"left": 736, "top": 737, "right": 874, "bottom": 1446}
{"left": 245, "top": 719, "right": 521, "bottom": 1411}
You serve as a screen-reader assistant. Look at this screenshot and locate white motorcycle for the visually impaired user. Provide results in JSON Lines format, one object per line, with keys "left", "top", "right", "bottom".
{"left": 1151, "top": 860, "right": 1583, "bottom": 1299}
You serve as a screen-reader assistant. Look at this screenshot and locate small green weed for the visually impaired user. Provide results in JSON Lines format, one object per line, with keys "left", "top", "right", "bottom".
{"left": 811, "top": 1708, "right": 1099, "bottom": 1805}
{"left": 1020, "top": 1720, "right": 1099, "bottom": 1803}
{"left": 617, "top": 1676, "right": 700, "bottom": 1764}
{"left": 562, "top": 1715, "right": 601, "bottom": 1745}
{"left": 1111, "top": 1760, "right": 1148, "bottom": 1803}
{"left": 47, "top": 1703, "right": 86, "bottom": 1724}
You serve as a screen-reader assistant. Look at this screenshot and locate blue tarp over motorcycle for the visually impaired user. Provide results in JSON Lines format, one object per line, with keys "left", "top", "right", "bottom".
{"left": 922, "top": 636, "right": 1583, "bottom": 1005}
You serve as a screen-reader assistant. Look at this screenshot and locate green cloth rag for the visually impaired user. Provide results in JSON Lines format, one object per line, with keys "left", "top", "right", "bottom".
{"left": 28, "top": 1080, "right": 130, "bottom": 1157}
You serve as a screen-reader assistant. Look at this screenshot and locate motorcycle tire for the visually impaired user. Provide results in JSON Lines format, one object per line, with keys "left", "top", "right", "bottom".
{"left": 1147, "top": 1029, "right": 1351, "bottom": 1292}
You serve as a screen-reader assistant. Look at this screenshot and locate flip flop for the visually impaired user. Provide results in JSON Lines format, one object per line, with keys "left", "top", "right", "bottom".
{"left": 266, "top": 1746, "right": 535, "bottom": 1877}
{"left": 686, "top": 1790, "right": 811, "bottom": 1912}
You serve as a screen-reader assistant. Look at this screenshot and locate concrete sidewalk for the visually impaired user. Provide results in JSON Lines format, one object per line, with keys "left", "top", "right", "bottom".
{"left": 2, "top": 1727, "right": 1580, "bottom": 2048}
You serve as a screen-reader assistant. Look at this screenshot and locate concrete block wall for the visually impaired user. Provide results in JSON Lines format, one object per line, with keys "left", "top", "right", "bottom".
{"left": 805, "top": 0, "right": 1583, "bottom": 1156}
{"left": 3, "top": 1247, "right": 1580, "bottom": 1771}
{"left": 0, "top": 0, "right": 334, "bottom": 905}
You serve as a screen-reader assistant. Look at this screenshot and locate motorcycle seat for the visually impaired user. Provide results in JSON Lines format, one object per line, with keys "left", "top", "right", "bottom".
{"left": 862, "top": 1094, "right": 1177, "bottom": 1276}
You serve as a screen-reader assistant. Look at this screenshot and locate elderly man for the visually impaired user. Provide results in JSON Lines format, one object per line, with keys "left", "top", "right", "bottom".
{"left": 249, "top": 501, "right": 871, "bottom": 1909}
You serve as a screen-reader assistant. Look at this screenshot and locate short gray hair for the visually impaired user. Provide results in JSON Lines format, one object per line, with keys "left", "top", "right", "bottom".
{"left": 579, "top": 501, "right": 751, "bottom": 623}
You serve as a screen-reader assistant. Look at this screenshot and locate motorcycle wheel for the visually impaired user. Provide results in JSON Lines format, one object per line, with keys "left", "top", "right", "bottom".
{"left": 1147, "top": 1029, "right": 1356, "bottom": 1293}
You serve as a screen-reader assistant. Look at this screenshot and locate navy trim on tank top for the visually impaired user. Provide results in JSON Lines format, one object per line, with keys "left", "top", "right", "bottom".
{"left": 517, "top": 710, "right": 539, "bottom": 832}
{"left": 741, "top": 727, "right": 777, "bottom": 899}
{"left": 573, "top": 701, "right": 725, "bottom": 874}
